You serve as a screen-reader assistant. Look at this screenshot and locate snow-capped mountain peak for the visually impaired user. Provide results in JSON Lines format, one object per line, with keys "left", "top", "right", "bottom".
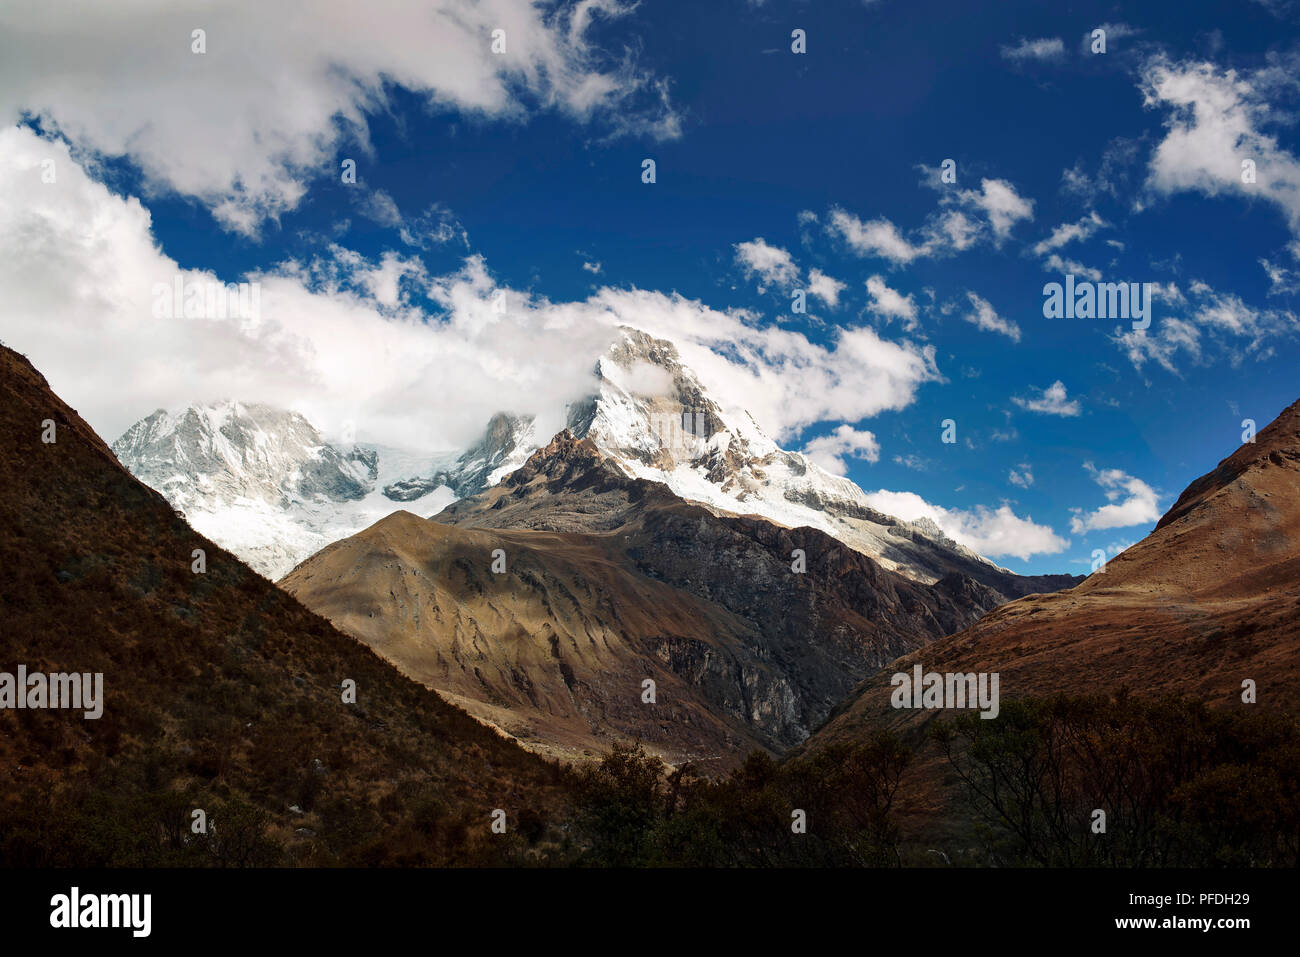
{"left": 566, "top": 328, "right": 995, "bottom": 583}
{"left": 113, "top": 330, "right": 1002, "bottom": 585}
{"left": 112, "top": 400, "right": 377, "bottom": 511}
{"left": 112, "top": 401, "right": 446, "bottom": 579}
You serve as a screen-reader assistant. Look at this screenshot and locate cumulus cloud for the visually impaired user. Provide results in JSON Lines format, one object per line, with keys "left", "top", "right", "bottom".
{"left": 1013, "top": 381, "right": 1081, "bottom": 416}
{"left": 802, "top": 425, "right": 881, "bottom": 475}
{"left": 865, "top": 275, "right": 919, "bottom": 329}
{"left": 932, "top": 209, "right": 982, "bottom": 251}
{"left": 862, "top": 490, "right": 1068, "bottom": 560}
{"left": 956, "top": 178, "right": 1035, "bottom": 240}
{"left": 1008, "top": 464, "right": 1033, "bottom": 488}
{"left": 828, "top": 210, "right": 930, "bottom": 264}
{"left": 1141, "top": 54, "right": 1300, "bottom": 249}
{"left": 807, "top": 268, "right": 846, "bottom": 308}
{"left": 580, "top": 286, "right": 942, "bottom": 441}
{"left": 734, "top": 237, "right": 799, "bottom": 290}
{"left": 0, "top": 124, "right": 941, "bottom": 455}
{"left": 1069, "top": 464, "right": 1161, "bottom": 533}
{"left": 962, "top": 291, "right": 1021, "bottom": 342}
{"left": 0, "top": 0, "right": 680, "bottom": 235}
{"left": 351, "top": 249, "right": 428, "bottom": 309}
{"left": 828, "top": 177, "right": 1034, "bottom": 265}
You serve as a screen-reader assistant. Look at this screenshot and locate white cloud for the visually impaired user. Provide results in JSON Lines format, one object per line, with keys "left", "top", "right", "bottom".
{"left": 802, "top": 425, "right": 881, "bottom": 475}
{"left": 0, "top": 0, "right": 680, "bottom": 235}
{"left": 1194, "top": 290, "right": 1261, "bottom": 335}
{"left": 357, "top": 189, "right": 403, "bottom": 227}
{"left": 1110, "top": 279, "right": 1296, "bottom": 373}
{"left": 1061, "top": 138, "right": 1143, "bottom": 204}
{"left": 962, "top": 291, "right": 1021, "bottom": 342}
{"left": 0, "top": 124, "right": 941, "bottom": 454}
{"left": 862, "top": 490, "right": 1068, "bottom": 560}
{"left": 1141, "top": 55, "right": 1300, "bottom": 247}
{"left": 865, "top": 275, "right": 919, "bottom": 329}
{"left": 1001, "top": 37, "right": 1066, "bottom": 62}
{"left": 932, "top": 209, "right": 982, "bottom": 251}
{"left": 355, "top": 249, "right": 427, "bottom": 309}
{"left": 1043, "top": 253, "right": 1103, "bottom": 281}
{"left": 1013, "top": 380, "right": 1081, "bottom": 416}
{"left": 829, "top": 176, "right": 1034, "bottom": 265}
{"left": 607, "top": 358, "right": 675, "bottom": 398}
{"left": 957, "top": 178, "right": 1035, "bottom": 241}
{"left": 583, "top": 260, "right": 603, "bottom": 274}
{"left": 1008, "top": 464, "right": 1034, "bottom": 488}
{"left": 1032, "top": 210, "right": 1107, "bottom": 256}
{"left": 829, "top": 209, "right": 930, "bottom": 264}
{"left": 1069, "top": 464, "right": 1161, "bottom": 533}
{"left": 399, "top": 204, "right": 468, "bottom": 249}
{"left": 734, "top": 237, "right": 799, "bottom": 290}
{"left": 1112, "top": 319, "right": 1203, "bottom": 373}
{"left": 807, "top": 268, "right": 846, "bottom": 308}
{"left": 1260, "top": 257, "right": 1300, "bottom": 294}
{"left": 581, "top": 287, "right": 942, "bottom": 440}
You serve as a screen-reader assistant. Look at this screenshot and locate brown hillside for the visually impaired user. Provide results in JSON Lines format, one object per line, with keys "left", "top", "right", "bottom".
{"left": 0, "top": 344, "right": 567, "bottom": 866}
{"left": 813, "top": 395, "right": 1300, "bottom": 745}
{"left": 282, "top": 510, "right": 777, "bottom": 768}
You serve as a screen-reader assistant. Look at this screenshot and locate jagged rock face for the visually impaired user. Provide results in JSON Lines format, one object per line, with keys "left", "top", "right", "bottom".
{"left": 112, "top": 402, "right": 376, "bottom": 509}
{"left": 289, "top": 432, "right": 1020, "bottom": 768}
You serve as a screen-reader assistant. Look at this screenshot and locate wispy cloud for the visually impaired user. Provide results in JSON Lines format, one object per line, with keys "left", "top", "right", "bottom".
{"left": 1001, "top": 36, "right": 1066, "bottom": 62}
{"left": 962, "top": 291, "right": 1021, "bottom": 342}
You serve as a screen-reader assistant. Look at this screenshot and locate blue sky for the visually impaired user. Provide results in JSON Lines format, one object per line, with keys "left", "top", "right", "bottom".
{"left": 1, "top": 0, "right": 1298, "bottom": 575}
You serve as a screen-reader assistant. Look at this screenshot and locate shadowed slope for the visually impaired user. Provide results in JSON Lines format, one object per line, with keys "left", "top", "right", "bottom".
{"left": 0, "top": 344, "right": 566, "bottom": 866}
